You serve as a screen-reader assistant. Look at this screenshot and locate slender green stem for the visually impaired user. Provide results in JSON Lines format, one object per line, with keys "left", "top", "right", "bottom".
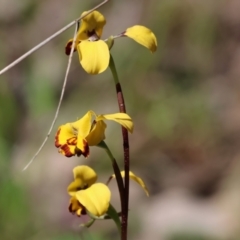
{"left": 109, "top": 55, "right": 130, "bottom": 240}
{"left": 109, "top": 55, "right": 119, "bottom": 85}
{"left": 98, "top": 141, "right": 125, "bottom": 210}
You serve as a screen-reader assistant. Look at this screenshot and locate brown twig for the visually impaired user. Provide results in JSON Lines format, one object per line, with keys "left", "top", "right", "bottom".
{"left": 22, "top": 22, "right": 79, "bottom": 171}
{"left": 115, "top": 83, "right": 130, "bottom": 240}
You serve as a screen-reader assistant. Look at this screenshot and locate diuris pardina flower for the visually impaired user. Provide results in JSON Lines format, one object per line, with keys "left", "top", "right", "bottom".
{"left": 65, "top": 11, "right": 157, "bottom": 74}
{"left": 68, "top": 165, "right": 110, "bottom": 217}
{"left": 68, "top": 165, "right": 149, "bottom": 217}
{"left": 55, "top": 110, "right": 133, "bottom": 158}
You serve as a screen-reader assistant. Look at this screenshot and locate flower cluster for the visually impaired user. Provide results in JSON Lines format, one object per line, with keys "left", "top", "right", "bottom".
{"left": 67, "top": 165, "right": 149, "bottom": 219}
{"left": 54, "top": 9, "right": 156, "bottom": 228}
{"left": 55, "top": 110, "right": 148, "bottom": 221}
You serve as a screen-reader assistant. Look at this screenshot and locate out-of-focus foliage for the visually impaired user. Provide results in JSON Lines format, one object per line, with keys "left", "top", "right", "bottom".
{"left": 1, "top": 0, "right": 240, "bottom": 239}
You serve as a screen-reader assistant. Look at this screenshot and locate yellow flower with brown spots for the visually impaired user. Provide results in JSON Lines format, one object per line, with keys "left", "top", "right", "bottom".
{"left": 55, "top": 110, "right": 133, "bottom": 157}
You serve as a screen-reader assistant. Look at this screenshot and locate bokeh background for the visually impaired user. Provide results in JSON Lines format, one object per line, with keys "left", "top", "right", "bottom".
{"left": 1, "top": 0, "right": 240, "bottom": 239}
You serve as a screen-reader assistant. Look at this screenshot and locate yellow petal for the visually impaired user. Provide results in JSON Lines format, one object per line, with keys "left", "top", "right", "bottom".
{"left": 69, "top": 196, "right": 84, "bottom": 216}
{"left": 68, "top": 178, "right": 84, "bottom": 196}
{"left": 55, "top": 123, "right": 75, "bottom": 147}
{"left": 70, "top": 112, "right": 92, "bottom": 153}
{"left": 75, "top": 138, "right": 89, "bottom": 157}
{"left": 75, "top": 166, "right": 97, "bottom": 185}
{"left": 112, "top": 171, "right": 149, "bottom": 196}
{"left": 58, "top": 144, "right": 76, "bottom": 158}
{"left": 77, "top": 11, "right": 106, "bottom": 40}
{"left": 97, "top": 113, "right": 134, "bottom": 133}
{"left": 73, "top": 165, "right": 97, "bottom": 183}
{"left": 55, "top": 123, "right": 77, "bottom": 157}
{"left": 77, "top": 40, "right": 110, "bottom": 74}
{"left": 76, "top": 183, "right": 111, "bottom": 217}
{"left": 124, "top": 25, "right": 157, "bottom": 53}
{"left": 71, "top": 111, "right": 92, "bottom": 138}
{"left": 68, "top": 166, "right": 97, "bottom": 196}
{"left": 86, "top": 120, "right": 107, "bottom": 146}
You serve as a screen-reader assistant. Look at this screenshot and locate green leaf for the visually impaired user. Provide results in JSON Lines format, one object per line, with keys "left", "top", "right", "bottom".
{"left": 106, "top": 204, "right": 121, "bottom": 234}
{"left": 80, "top": 218, "right": 95, "bottom": 228}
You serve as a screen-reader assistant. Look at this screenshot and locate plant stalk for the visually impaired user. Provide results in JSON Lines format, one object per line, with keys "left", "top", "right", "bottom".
{"left": 109, "top": 55, "right": 130, "bottom": 240}
{"left": 99, "top": 141, "right": 125, "bottom": 208}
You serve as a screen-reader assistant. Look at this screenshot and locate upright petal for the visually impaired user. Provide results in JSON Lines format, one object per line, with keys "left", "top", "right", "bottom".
{"left": 68, "top": 166, "right": 97, "bottom": 196}
{"left": 71, "top": 112, "right": 92, "bottom": 154}
{"left": 68, "top": 179, "right": 84, "bottom": 196}
{"left": 71, "top": 112, "right": 92, "bottom": 139}
{"left": 97, "top": 113, "right": 134, "bottom": 133}
{"left": 78, "top": 11, "right": 106, "bottom": 40}
{"left": 65, "top": 11, "right": 106, "bottom": 55}
{"left": 76, "top": 183, "right": 111, "bottom": 217}
{"left": 73, "top": 165, "right": 97, "bottom": 185}
{"left": 124, "top": 25, "right": 157, "bottom": 53}
{"left": 78, "top": 40, "right": 110, "bottom": 74}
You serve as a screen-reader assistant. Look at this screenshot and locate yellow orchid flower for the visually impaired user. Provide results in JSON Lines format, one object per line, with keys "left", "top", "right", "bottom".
{"left": 55, "top": 110, "right": 133, "bottom": 157}
{"left": 68, "top": 165, "right": 111, "bottom": 217}
{"left": 65, "top": 11, "right": 157, "bottom": 74}
{"left": 110, "top": 171, "right": 149, "bottom": 197}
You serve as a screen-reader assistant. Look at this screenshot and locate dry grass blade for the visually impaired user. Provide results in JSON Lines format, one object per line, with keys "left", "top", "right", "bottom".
{"left": 22, "top": 22, "right": 79, "bottom": 171}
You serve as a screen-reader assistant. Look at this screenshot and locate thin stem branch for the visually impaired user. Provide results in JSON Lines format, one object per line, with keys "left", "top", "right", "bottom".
{"left": 99, "top": 141, "right": 125, "bottom": 209}
{"left": 109, "top": 55, "right": 130, "bottom": 240}
{"left": 0, "top": 0, "right": 109, "bottom": 76}
{"left": 22, "top": 22, "right": 79, "bottom": 171}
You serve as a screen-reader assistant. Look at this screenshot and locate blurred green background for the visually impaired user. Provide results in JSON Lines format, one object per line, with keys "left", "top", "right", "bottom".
{"left": 1, "top": 0, "right": 240, "bottom": 239}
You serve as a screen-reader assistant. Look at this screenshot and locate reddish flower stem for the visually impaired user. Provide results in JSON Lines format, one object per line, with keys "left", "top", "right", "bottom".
{"left": 109, "top": 55, "right": 129, "bottom": 240}
{"left": 116, "top": 82, "right": 130, "bottom": 239}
